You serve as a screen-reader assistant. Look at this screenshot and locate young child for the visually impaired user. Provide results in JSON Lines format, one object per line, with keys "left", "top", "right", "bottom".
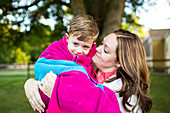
{"left": 34, "top": 15, "right": 99, "bottom": 112}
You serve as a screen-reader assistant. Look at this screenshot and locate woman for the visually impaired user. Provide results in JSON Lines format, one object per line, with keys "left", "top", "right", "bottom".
{"left": 93, "top": 29, "right": 152, "bottom": 112}
{"left": 24, "top": 29, "right": 152, "bottom": 113}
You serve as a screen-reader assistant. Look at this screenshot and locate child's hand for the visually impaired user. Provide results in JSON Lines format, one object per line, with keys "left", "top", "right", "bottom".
{"left": 39, "top": 71, "right": 57, "bottom": 98}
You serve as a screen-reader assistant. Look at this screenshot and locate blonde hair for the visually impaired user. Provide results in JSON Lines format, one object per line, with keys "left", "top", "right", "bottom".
{"left": 69, "top": 15, "right": 99, "bottom": 41}
{"left": 106, "top": 29, "right": 152, "bottom": 113}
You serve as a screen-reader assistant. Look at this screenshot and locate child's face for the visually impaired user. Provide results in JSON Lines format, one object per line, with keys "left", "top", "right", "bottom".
{"left": 66, "top": 34, "right": 95, "bottom": 56}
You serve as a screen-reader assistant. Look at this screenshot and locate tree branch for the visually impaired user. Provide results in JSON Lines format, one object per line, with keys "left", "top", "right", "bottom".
{"left": 11, "top": 0, "right": 69, "bottom": 11}
{"left": 6, "top": 0, "right": 41, "bottom": 11}
{"left": 2, "top": 0, "right": 69, "bottom": 14}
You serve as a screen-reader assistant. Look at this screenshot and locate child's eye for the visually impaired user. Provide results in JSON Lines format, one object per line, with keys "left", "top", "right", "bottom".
{"left": 83, "top": 46, "right": 89, "bottom": 49}
{"left": 74, "top": 43, "right": 78, "bottom": 46}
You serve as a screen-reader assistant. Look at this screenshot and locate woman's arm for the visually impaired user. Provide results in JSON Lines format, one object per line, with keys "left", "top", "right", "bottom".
{"left": 24, "top": 78, "right": 45, "bottom": 112}
{"left": 39, "top": 71, "right": 57, "bottom": 98}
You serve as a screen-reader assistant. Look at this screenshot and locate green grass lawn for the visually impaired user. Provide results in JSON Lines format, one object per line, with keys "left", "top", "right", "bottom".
{"left": 0, "top": 75, "right": 169, "bottom": 113}
{"left": 150, "top": 76, "right": 170, "bottom": 113}
{"left": 0, "top": 76, "right": 35, "bottom": 113}
{"left": 0, "top": 69, "right": 34, "bottom": 76}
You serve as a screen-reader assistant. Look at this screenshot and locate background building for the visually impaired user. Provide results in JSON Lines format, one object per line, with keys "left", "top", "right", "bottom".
{"left": 142, "top": 29, "right": 170, "bottom": 73}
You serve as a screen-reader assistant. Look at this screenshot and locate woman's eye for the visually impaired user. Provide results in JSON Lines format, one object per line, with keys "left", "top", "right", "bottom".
{"left": 104, "top": 48, "right": 108, "bottom": 53}
{"left": 73, "top": 43, "right": 78, "bottom": 46}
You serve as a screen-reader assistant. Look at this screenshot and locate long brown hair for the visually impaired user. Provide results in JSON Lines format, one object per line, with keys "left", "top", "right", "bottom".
{"left": 106, "top": 29, "right": 152, "bottom": 113}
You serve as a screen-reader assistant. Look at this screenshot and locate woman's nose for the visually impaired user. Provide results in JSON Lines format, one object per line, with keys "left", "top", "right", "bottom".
{"left": 96, "top": 45, "right": 102, "bottom": 53}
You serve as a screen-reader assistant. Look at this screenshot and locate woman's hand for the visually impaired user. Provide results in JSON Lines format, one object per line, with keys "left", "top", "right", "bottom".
{"left": 39, "top": 71, "right": 57, "bottom": 98}
{"left": 24, "top": 78, "right": 45, "bottom": 113}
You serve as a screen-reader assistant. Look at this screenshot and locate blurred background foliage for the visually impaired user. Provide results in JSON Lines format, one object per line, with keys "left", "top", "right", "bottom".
{"left": 0, "top": 0, "right": 155, "bottom": 64}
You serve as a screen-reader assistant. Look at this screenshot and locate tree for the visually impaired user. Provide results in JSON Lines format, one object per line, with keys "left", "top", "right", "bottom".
{"left": 0, "top": 22, "right": 52, "bottom": 63}
{"left": 1, "top": 0, "right": 155, "bottom": 63}
{"left": 11, "top": 48, "right": 31, "bottom": 64}
{"left": 0, "top": 23, "right": 23, "bottom": 63}
{"left": 0, "top": 0, "right": 151, "bottom": 43}
{"left": 23, "top": 23, "right": 52, "bottom": 61}
{"left": 121, "top": 12, "right": 145, "bottom": 38}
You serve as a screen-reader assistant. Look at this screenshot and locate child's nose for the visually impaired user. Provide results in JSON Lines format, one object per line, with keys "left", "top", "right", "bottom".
{"left": 76, "top": 48, "right": 83, "bottom": 54}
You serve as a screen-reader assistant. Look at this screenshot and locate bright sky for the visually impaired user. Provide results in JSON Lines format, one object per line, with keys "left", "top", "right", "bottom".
{"left": 137, "top": 0, "right": 170, "bottom": 31}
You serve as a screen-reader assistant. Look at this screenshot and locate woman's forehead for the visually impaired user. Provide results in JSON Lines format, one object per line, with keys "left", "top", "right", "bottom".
{"left": 104, "top": 33, "right": 117, "bottom": 44}
{"left": 103, "top": 33, "right": 118, "bottom": 52}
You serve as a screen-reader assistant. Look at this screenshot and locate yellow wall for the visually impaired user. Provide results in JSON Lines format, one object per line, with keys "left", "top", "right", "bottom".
{"left": 152, "top": 40, "right": 164, "bottom": 66}
{"left": 164, "top": 34, "right": 170, "bottom": 67}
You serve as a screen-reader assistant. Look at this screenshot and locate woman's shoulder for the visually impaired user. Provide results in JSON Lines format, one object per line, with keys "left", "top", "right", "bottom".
{"left": 103, "top": 75, "right": 122, "bottom": 92}
{"left": 103, "top": 76, "right": 142, "bottom": 113}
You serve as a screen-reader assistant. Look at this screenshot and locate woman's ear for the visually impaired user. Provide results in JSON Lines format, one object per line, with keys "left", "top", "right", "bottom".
{"left": 116, "top": 63, "right": 120, "bottom": 68}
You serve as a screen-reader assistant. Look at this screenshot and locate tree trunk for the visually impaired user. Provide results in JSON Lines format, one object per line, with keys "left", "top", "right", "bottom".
{"left": 101, "top": 0, "right": 126, "bottom": 41}
{"left": 70, "top": 0, "right": 126, "bottom": 43}
{"left": 85, "top": 0, "right": 107, "bottom": 35}
{"left": 70, "top": 0, "right": 87, "bottom": 15}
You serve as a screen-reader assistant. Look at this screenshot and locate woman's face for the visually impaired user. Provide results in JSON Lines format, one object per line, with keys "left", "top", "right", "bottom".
{"left": 92, "top": 33, "right": 119, "bottom": 72}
